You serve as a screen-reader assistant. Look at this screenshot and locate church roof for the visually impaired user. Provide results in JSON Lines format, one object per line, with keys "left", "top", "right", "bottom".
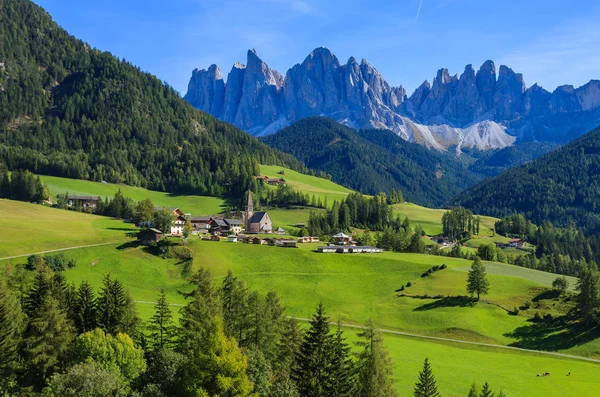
{"left": 249, "top": 211, "right": 268, "bottom": 223}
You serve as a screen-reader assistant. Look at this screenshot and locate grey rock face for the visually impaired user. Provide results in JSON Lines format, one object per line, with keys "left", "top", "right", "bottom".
{"left": 184, "top": 48, "right": 600, "bottom": 150}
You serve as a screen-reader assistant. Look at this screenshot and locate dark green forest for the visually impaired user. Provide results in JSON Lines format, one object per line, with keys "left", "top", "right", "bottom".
{"left": 0, "top": 0, "right": 304, "bottom": 197}
{"left": 453, "top": 125, "right": 600, "bottom": 235}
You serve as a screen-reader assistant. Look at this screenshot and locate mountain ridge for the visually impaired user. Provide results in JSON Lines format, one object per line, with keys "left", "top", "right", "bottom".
{"left": 185, "top": 47, "right": 600, "bottom": 151}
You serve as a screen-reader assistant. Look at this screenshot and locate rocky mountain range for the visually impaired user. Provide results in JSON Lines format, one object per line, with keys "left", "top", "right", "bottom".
{"left": 184, "top": 47, "right": 600, "bottom": 151}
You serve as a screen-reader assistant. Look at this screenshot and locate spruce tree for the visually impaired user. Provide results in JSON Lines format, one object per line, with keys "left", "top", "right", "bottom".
{"left": 274, "top": 317, "right": 303, "bottom": 377}
{"left": 292, "top": 303, "right": 335, "bottom": 397}
{"left": 413, "top": 358, "right": 440, "bottom": 397}
{"left": 24, "top": 296, "right": 76, "bottom": 390}
{"left": 148, "top": 289, "right": 175, "bottom": 351}
{"left": 467, "top": 383, "right": 479, "bottom": 397}
{"left": 329, "top": 321, "right": 356, "bottom": 396}
{"left": 25, "top": 264, "right": 53, "bottom": 316}
{"left": 74, "top": 281, "right": 97, "bottom": 334}
{"left": 480, "top": 382, "right": 493, "bottom": 397}
{"left": 467, "top": 256, "right": 490, "bottom": 300}
{"left": 97, "top": 274, "right": 127, "bottom": 334}
{"left": 576, "top": 263, "right": 600, "bottom": 325}
{"left": 0, "top": 280, "right": 26, "bottom": 391}
{"left": 355, "top": 319, "right": 398, "bottom": 397}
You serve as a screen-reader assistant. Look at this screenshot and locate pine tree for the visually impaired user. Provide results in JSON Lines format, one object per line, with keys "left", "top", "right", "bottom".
{"left": 480, "top": 382, "right": 493, "bottom": 397}
{"left": 292, "top": 303, "right": 335, "bottom": 397}
{"left": 0, "top": 280, "right": 26, "bottom": 391}
{"left": 74, "top": 281, "right": 97, "bottom": 334}
{"left": 25, "top": 264, "right": 53, "bottom": 316}
{"left": 467, "top": 256, "right": 490, "bottom": 300}
{"left": 576, "top": 263, "right": 600, "bottom": 325}
{"left": 468, "top": 383, "right": 479, "bottom": 397}
{"left": 148, "top": 289, "right": 175, "bottom": 351}
{"left": 274, "top": 317, "right": 303, "bottom": 377}
{"left": 329, "top": 321, "right": 356, "bottom": 396}
{"left": 24, "top": 296, "right": 76, "bottom": 390}
{"left": 413, "top": 358, "right": 440, "bottom": 397}
{"left": 97, "top": 274, "right": 127, "bottom": 334}
{"left": 355, "top": 319, "right": 398, "bottom": 397}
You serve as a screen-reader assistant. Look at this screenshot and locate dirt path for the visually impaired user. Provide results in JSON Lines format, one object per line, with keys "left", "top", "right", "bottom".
{"left": 136, "top": 299, "right": 600, "bottom": 365}
{"left": 0, "top": 241, "right": 125, "bottom": 261}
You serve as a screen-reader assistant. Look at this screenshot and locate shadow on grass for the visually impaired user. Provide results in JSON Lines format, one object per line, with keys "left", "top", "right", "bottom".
{"left": 106, "top": 227, "right": 137, "bottom": 232}
{"left": 532, "top": 289, "right": 562, "bottom": 302}
{"left": 504, "top": 316, "right": 600, "bottom": 351}
{"left": 413, "top": 296, "right": 477, "bottom": 311}
{"left": 116, "top": 241, "right": 140, "bottom": 250}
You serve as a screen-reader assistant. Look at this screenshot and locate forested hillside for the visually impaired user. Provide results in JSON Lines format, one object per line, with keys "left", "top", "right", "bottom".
{"left": 453, "top": 125, "right": 600, "bottom": 234}
{"left": 262, "top": 117, "right": 485, "bottom": 207}
{"left": 0, "top": 0, "right": 304, "bottom": 196}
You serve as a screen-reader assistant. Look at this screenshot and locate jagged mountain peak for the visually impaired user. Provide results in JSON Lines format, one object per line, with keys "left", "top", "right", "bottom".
{"left": 185, "top": 49, "right": 600, "bottom": 151}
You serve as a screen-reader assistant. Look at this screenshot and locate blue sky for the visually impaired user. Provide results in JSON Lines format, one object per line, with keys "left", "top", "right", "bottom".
{"left": 36, "top": 0, "right": 600, "bottom": 96}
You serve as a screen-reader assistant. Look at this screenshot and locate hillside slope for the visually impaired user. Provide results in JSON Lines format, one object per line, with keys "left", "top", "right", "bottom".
{"left": 453, "top": 125, "right": 600, "bottom": 234}
{"left": 0, "top": 0, "right": 303, "bottom": 197}
{"left": 262, "top": 117, "right": 486, "bottom": 206}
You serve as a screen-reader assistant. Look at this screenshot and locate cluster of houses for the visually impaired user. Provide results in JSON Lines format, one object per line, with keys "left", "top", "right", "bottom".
{"left": 496, "top": 238, "right": 527, "bottom": 249}
{"left": 254, "top": 175, "right": 286, "bottom": 186}
{"left": 317, "top": 232, "right": 383, "bottom": 254}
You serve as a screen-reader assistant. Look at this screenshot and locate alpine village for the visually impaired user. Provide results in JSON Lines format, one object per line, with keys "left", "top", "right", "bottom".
{"left": 2, "top": 1, "right": 600, "bottom": 396}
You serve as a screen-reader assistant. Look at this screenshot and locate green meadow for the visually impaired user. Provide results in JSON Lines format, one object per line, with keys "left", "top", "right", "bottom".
{"left": 38, "top": 174, "right": 226, "bottom": 215}
{"left": 0, "top": 199, "right": 135, "bottom": 258}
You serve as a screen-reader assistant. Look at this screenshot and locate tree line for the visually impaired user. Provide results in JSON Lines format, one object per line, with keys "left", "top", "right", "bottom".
{"left": 0, "top": 165, "right": 49, "bottom": 203}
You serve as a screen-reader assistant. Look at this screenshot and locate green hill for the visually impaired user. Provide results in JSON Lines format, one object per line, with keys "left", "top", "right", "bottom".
{"left": 262, "top": 117, "right": 485, "bottom": 207}
{"left": 0, "top": 0, "right": 303, "bottom": 197}
{"left": 453, "top": 125, "right": 600, "bottom": 235}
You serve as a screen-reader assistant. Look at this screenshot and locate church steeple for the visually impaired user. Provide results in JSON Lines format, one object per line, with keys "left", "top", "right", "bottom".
{"left": 245, "top": 190, "right": 254, "bottom": 231}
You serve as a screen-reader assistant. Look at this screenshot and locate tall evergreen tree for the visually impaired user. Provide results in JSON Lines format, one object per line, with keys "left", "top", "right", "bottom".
{"left": 413, "top": 358, "right": 441, "bottom": 397}
{"left": 480, "top": 382, "right": 493, "bottom": 397}
{"left": 148, "top": 289, "right": 176, "bottom": 351}
{"left": 74, "top": 281, "right": 97, "bottom": 334}
{"left": 467, "top": 257, "right": 490, "bottom": 300}
{"left": 329, "top": 321, "right": 356, "bottom": 396}
{"left": 576, "top": 263, "right": 600, "bottom": 325}
{"left": 0, "top": 280, "right": 26, "bottom": 392}
{"left": 23, "top": 296, "right": 76, "bottom": 390}
{"left": 97, "top": 274, "right": 127, "bottom": 334}
{"left": 292, "top": 303, "right": 335, "bottom": 397}
{"left": 25, "top": 264, "right": 53, "bottom": 316}
{"left": 354, "top": 319, "right": 398, "bottom": 397}
{"left": 274, "top": 317, "right": 303, "bottom": 377}
{"left": 468, "top": 383, "right": 479, "bottom": 397}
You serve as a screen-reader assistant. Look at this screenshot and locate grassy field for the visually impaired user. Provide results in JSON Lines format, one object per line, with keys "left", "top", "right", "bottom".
{"left": 259, "top": 165, "right": 353, "bottom": 206}
{"left": 38, "top": 174, "right": 226, "bottom": 216}
{"left": 3, "top": 231, "right": 599, "bottom": 396}
{"left": 0, "top": 200, "right": 136, "bottom": 258}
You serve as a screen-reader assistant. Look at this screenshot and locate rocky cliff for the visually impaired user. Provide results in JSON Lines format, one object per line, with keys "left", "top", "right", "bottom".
{"left": 184, "top": 47, "right": 600, "bottom": 151}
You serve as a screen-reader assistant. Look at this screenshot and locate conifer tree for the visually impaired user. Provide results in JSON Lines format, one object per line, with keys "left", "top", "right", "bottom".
{"left": 413, "top": 357, "right": 440, "bottom": 397}
{"left": 467, "top": 383, "right": 479, "bottom": 397}
{"left": 576, "top": 263, "right": 600, "bottom": 325}
{"left": 97, "top": 274, "right": 127, "bottom": 334}
{"left": 25, "top": 264, "right": 53, "bottom": 316}
{"left": 355, "top": 319, "right": 398, "bottom": 397}
{"left": 480, "top": 382, "right": 493, "bottom": 397}
{"left": 23, "top": 296, "right": 75, "bottom": 390}
{"left": 274, "top": 317, "right": 303, "bottom": 377}
{"left": 467, "top": 256, "right": 490, "bottom": 300}
{"left": 74, "top": 281, "right": 97, "bottom": 334}
{"left": 0, "top": 280, "right": 26, "bottom": 391}
{"left": 329, "top": 321, "right": 356, "bottom": 396}
{"left": 148, "top": 289, "right": 175, "bottom": 351}
{"left": 292, "top": 303, "right": 335, "bottom": 397}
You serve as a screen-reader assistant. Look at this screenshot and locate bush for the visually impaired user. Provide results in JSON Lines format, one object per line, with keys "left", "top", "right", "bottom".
{"left": 167, "top": 246, "right": 193, "bottom": 261}
{"left": 552, "top": 276, "right": 569, "bottom": 292}
{"left": 26, "top": 254, "right": 45, "bottom": 271}
{"left": 440, "top": 264, "right": 447, "bottom": 270}
{"left": 45, "top": 253, "right": 76, "bottom": 272}
{"left": 533, "top": 312, "right": 543, "bottom": 322}
{"left": 406, "top": 281, "right": 412, "bottom": 288}
{"left": 512, "top": 307, "right": 520, "bottom": 315}
{"left": 521, "top": 301, "right": 532, "bottom": 310}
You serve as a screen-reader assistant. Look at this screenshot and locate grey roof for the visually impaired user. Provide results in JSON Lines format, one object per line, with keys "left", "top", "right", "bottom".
{"left": 225, "top": 219, "right": 243, "bottom": 226}
{"left": 189, "top": 216, "right": 211, "bottom": 222}
{"left": 212, "top": 219, "right": 229, "bottom": 227}
{"left": 249, "top": 211, "right": 268, "bottom": 223}
{"left": 276, "top": 227, "right": 286, "bottom": 232}
{"left": 155, "top": 207, "right": 179, "bottom": 212}
{"left": 67, "top": 195, "right": 100, "bottom": 201}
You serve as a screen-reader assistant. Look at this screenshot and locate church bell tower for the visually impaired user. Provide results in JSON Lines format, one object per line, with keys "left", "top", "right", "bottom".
{"left": 244, "top": 190, "right": 254, "bottom": 230}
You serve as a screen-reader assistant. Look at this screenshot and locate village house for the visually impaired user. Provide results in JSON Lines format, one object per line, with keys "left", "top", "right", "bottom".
{"left": 243, "top": 191, "right": 273, "bottom": 234}
{"left": 266, "top": 177, "right": 286, "bottom": 186}
{"left": 227, "top": 235, "right": 238, "bottom": 243}
{"left": 276, "top": 239, "right": 298, "bottom": 248}
{"left": 138, "top": 228, "right": 163, "bottom": 245}
{"left": 210, "top": 219, "right": 230, "bottom": 236}
{"left": 67, "top": 195, "right": 100, "bottom": 209}
{"left": 274, "top": 226, "right": 286, "bottom": 235}
{"left": 298, "top": 236, "right": 320, "bottom": 243}
{"left": 317, "top": 245, "right": 383, "bottom": 254}
{"left": 508, "top": 238, "right": 527, "bottom": 248}
{"left": 225, "top": 219, "right": 243, "bottom": 235}
{"left": 332, "top": 232, "right": 352, "bottom": 245}
{"left": 155, "top": 207, "right": 186, "bottom": 236}
{"left": 188, "top": 216, "right": 211, "bottom": 235}
{"left": 432, "top": 236, "right": 451, "bottom": 246}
